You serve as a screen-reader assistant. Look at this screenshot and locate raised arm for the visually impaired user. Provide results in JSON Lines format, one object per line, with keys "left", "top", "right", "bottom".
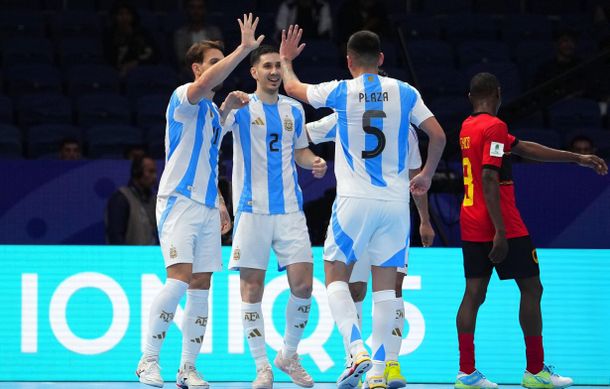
{"left": 279, "top": 25, "right": 312, "bottom": 103}
{"left": 513, "top": 140, "right": 608, "bottom": 175}
{"left": 187, "top": 13, "right": 264, "bottom": 104}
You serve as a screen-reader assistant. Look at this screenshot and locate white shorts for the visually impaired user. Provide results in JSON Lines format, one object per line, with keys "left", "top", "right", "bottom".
{"left": 229, "top": 211, "right": 313, "bottom": 271}
{"left": 324, "top": 196, "right": 410, "bottom": 269}
{"left": 349, "top": 246, "right": 411, "bottom": 283}
{"left": 156, "top": 194, "right": 222, "bottom": 273}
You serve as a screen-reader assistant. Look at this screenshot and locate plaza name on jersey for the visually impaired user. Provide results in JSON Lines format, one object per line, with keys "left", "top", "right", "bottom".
{"left": 358, "top": 91, "right": 389, "bottom": 103}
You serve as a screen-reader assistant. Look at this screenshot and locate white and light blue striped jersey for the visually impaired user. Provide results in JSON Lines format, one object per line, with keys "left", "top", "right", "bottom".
{"left": 306, "top": 112, "right": 422, "bottom": 170}
{"left": 306, "top": 74, "right": 433, "bottom": 201}
{"left": 157, "top": 83, "right": 226, "bottom": 208}
{"left": 224, "top": 93, "right": 309, "bottom": 215}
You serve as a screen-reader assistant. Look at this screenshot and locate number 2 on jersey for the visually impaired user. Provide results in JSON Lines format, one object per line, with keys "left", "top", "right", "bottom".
{"left": 269, "top": 133, "right": 280, "bottom": 152}
{"left": 462, "top": 157, "right": 474, "bottom": 207}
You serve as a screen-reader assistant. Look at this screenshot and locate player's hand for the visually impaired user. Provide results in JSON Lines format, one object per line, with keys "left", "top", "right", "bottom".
{"left": 409, "top": 172, "right": 432, "bottom": 196}
{"left": 489, "top": 232, "right": 508, "bottom": 264}
{"left": 280, "top": 24, "right": 306, "bottom": 61}
{"left": 419, "top": 221, "right": 435, "bottom": 247}
{"left": 312, "top": 157, "right": 327, "bottom": 178}
{"left": 577, "top": 154, "right": 608, "bottom": 175}
{"left": 219, "top": 203, "right": 232, "bottom": 235}
{"left": 238, "top": 13, "right": 264, "bottom": 51}
{"left": 223, "top": 90, "right": 250, "bottom": 111}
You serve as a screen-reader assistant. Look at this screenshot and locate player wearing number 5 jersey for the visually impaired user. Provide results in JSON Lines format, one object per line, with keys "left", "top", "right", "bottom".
{"left": 280, "top": 27, "right": 446, "bottom": 389}
{"left": 456, "top": 72, "right": 607, "bottom": 389}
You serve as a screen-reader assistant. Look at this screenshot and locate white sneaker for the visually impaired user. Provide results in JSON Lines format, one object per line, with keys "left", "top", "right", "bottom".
{"left": 252, "top": 363, "right": 274, "bottom": 389}
{"left": 337, "top": 351, "right": 372, "bottom": 389}
{"left": 274, "top": 350, "right": 314, "bottom": 387}
{"left": 176, "top": 362, "right": 209, "bottom": 389}
{"left": 522, "top": 364, "right": 573, "bottom": 389}
{"left": 455, "top": 370, "right": 498, "bottom": 389}
{"left": 136, "top": 356, "right": 164, "bottom": 388}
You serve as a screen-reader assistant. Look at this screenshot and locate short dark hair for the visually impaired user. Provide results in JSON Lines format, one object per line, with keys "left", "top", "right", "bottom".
{"left": 185, "top": 40, "right": 224, "bottom": 66}
{"left": 469, "top": 72, "right": 500, "bottom": 99}
{"left": 250, "top": 45, "right": 278, "bottom": 66}
{"left": 60, "top": 137, "right": 80, "bottom": 148}
{"left": 346, "top": 30, "right": 381, "bottom": 67}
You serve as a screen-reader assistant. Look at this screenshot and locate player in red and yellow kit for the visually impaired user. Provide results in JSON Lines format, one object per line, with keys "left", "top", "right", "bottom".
{"left": 455, "top": 73, "right": 607, "bottom": 389}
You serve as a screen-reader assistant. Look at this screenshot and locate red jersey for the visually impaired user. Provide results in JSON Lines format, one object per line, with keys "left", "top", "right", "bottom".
{"left": 459, "top": 113, "right": 529, "bottom": 242}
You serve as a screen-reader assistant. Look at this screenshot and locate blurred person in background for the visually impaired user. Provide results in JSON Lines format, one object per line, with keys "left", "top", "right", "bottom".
{"left": 104, "top": 1, "right": 158, "bottom": 76}
{"left": 105, "top": 155, "right": 158, "bottom": 245}
{"left": 59, "top": 138, "right": 82, "bottom": 160}
{"left": 174, "top": 0, "right": 223, "bottom": 69}
{"left": 568, "top": 135, "right": 597, "bottom": 155}
{"left": 275, "top": 0, "right": 332, "bottom": 40}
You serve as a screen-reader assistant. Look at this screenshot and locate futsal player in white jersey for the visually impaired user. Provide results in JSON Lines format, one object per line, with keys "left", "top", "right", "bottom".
{"left": 280, "top": 26, "right": 446, "bottom": 389}
{"left": 223, "top": 44, "right": 327, "bottom": 389}
{"left": 136, "top": 14, "right": 264, "bottom": 389}
{"left": 308, "top": 113, "right": 435, "bottom": 388}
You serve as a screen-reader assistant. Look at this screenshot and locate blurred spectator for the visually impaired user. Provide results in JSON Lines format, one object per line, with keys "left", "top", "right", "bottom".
{"left": 568, "top": 135, "right": 597, "bottom": 155}
{"left": 59, "top": 138, "right": 82, "bottom": 160}
{"left": 174, "top": 0, "right": 223, "bottom": 68}
{"left": 275, "top": 0, "right": 332, "bottom": 40}
{"left": 104, "top": 1, "right": 158, "bottom": 76}
{"left": 336, "top": 0, "right": 389, "bottom": 46}
{"left": 534, "top": 30, "right": 581, "bottom": 85}
{"left": 124, "top": 144, "right": 147, "bottom": 160}
{"left": 105, "top": 155, "right": 158, "bottom": 245}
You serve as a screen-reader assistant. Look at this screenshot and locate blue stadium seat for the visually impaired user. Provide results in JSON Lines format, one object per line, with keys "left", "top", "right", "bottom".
{"left": 146, "top": 124, "right": 166, "bottom": 159}
{"left": 563, "top": 128, "right": 610, "bottom": 150}
{"left": 548, "top": 98, "right": 602, "bottom": 131}
{"left": 442, "top": 14, "right": 500, "bottom": 42}
{"left": 0, "top": 124, "right": 22, "bottom": 158}
{"left": 509, "top": 111, "right": 546, "bottom": 128}
{"left": 407, "top": 40, "right": 455, "bottom": 69}
{"left": 125, "top": 65, "right": 178, "bottom": 99}
{"left": 428, "top": 96, "right": 472, "bottom": 135}
{"left": 27, "top": 124, "right": 82, "bottom": 158}
{"left": 502, "top": 15, "right": 553, "bottom": 43}
{"left": 49, "top": 11, "right": 102, "bottom": 38}
{"left": 296, "top": 40, "right": 340, "bottom": 65}
{"left": 511, "top": 128, "right": 561, "bottom": 149}
{"left": 136, "top": 94, "right": 168, "bottom": 129}
{"left": 466, "top": 62, "right": 522, "bottom": 101}
{"left": 58, "top": 36, "right": 105, "bottom": 66}
{"left": 76, "top": 94, "right": 131, "bottom": 127}
{"left": 6, "top": 64, "right": 62, "bottom": 96}
{"left": 420, "top": 0, "right": 472, "bottom": 14}
{"left": 2, "top": 37, "right": 54, "bottom": 65}
{"left": 399, "top": 16, "right": 442, "bottom": 40}
{"left": 0, "top": 95, "right": 14, "bottom": 124}
{"left": 457, "top": 41, "right": 511, "bottom": 67}
{"left": 0, "top": 11, "right": 45, "bottom": 38}
{"left": 416, "top": 66, "right": 468, "bottom": 100}
{"left": 17, "top": 93, "right": 73, "bottom": 127}
{"left": 512, "top": 41, "right": 554, "bottom": 86}
{"left": 86, "top": 124, "right": 144, "bottom": 158}
{"left": 65, "top": 64, "right": 120, "bottom": 97}
{"left": 297, "top": 66, "right": 350, "bottom": 84}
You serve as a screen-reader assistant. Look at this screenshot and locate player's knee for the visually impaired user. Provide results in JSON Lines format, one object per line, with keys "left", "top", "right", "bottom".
{"left": 290, "top": 281, "right": 312, "bottom": 299}
{"left": 189, "top": 273, "right": 212, "bottom": 289}
{"left": 240, "top": 281, "right": 264, "bottom": 303}
{"left": 349, "top": 282, "right": 367, "bottom": 302}
{"left": 465, "top": 285, "right": 487, "bottom": 307}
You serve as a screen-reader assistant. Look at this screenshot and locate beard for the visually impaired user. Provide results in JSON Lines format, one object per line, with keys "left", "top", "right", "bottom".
{"left": 212, "top": 82, "right": 223, "bottom": 93}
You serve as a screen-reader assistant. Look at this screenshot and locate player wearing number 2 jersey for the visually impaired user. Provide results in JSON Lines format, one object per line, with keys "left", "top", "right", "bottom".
{"left": 280, "top": 27, "right": 446, "bottom": 389}
{"left": 456, "top": 72, "right": 607, "bottom": 389}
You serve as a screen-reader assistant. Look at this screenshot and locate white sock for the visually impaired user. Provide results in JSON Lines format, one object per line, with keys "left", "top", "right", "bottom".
{"left": 242, "top": 301, "right": 268, "bottom": 369}
{"left": 355, "top": 300, "right": 363, "bottom": 330}
{"left": 385, "top": 297, "right": 405, "bottom": 362}
{"left": 368, "top": 290, "right": 396, "bottom": 377}
{"left": 144, "top": 278, "right": 188, "bottom": 358}
{"left": 327, "top": 281, "right": 365, "bottom": 357}
{"left": 180, "top": 289, "right": 209, "bottom": 367}
{"left": 282, "top": 294, "right": 312, "bottom": 358}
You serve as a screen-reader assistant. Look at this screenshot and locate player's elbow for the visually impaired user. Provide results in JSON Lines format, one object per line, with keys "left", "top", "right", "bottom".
{"left": 481, "top": 169, "right": 499, "bottom": 189}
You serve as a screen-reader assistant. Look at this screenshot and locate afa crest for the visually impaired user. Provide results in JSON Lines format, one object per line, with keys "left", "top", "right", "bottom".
{"left": 169, "top": 245, "right": 178, "bottom": 259}
{"left": 284, "top": 117, "right": 294, "bottom": 131}
{"left": 233, "top": 247, "right": 241, "bottom": 261}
